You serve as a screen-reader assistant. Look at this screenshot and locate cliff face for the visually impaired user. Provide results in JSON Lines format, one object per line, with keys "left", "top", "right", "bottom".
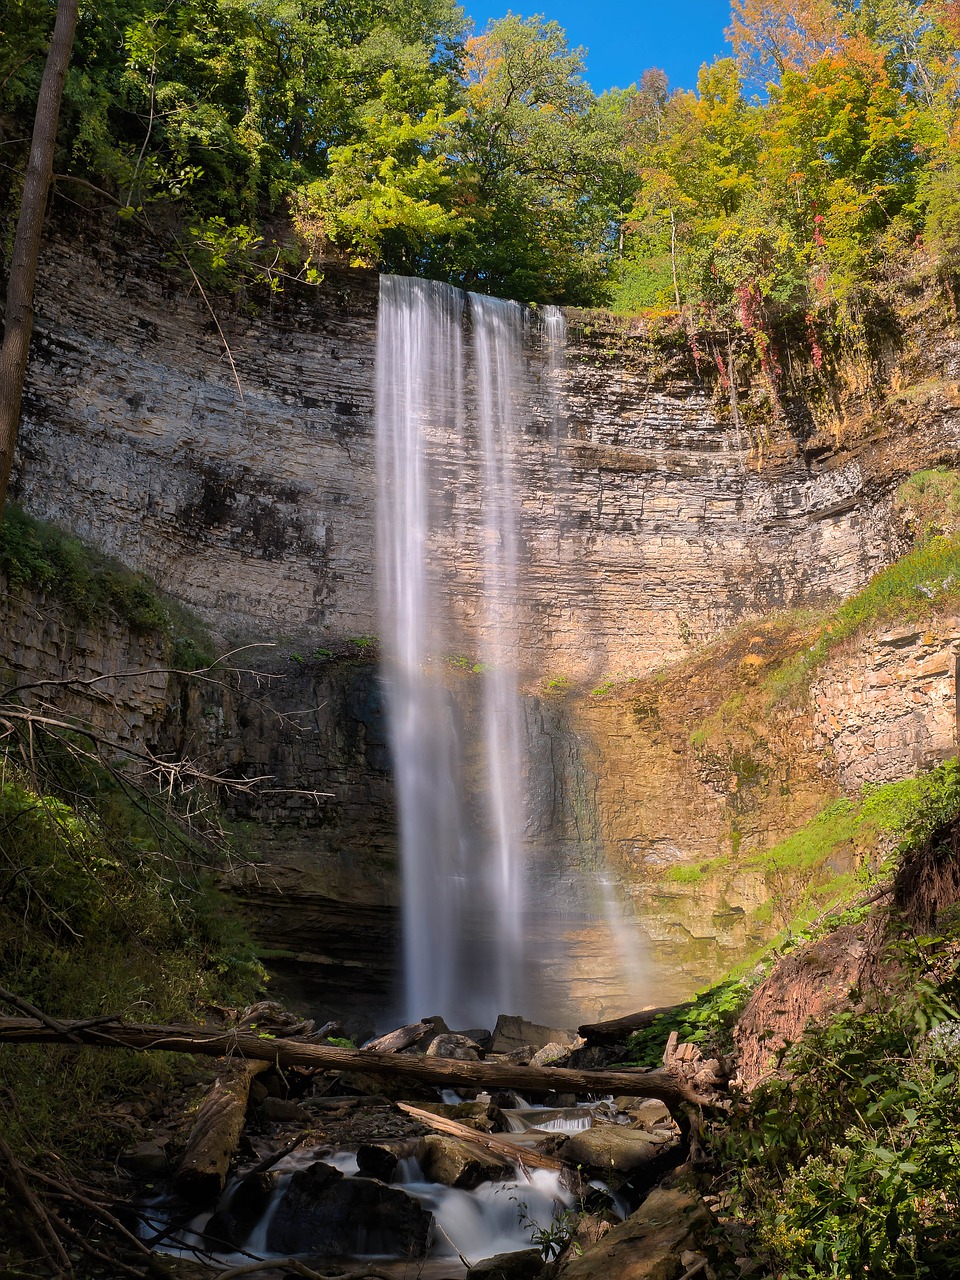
{"left": 9, "top": 227, "right": 960, "bottom": 1009}
{"left": 16, "top": 229, "right": 947, "bottom": 679}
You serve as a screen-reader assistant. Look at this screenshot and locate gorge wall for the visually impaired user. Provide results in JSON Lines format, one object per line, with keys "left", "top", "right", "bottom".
{"left": 8, "top": 220, "right": 960, "bottom": 1014}
{"left": 14, "top": 223, "right": 943, "bottom": 680}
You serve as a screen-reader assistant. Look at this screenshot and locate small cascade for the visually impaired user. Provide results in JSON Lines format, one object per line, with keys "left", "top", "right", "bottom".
{"left": 396, "top": 1162, "right": 574, "bottom": 1264}
{"left": 138, "top": 1139, "right": 588, "bottom": 1270}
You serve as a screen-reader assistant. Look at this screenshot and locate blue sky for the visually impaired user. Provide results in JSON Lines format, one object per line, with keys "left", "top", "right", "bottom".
{"left": 464, "top": 1, "right": 733, "bottom": 93}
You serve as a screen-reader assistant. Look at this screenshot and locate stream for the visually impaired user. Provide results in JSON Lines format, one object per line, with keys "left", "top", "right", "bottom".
{"left": 136, "top": 1097, "right": 628, "bottom": 1274}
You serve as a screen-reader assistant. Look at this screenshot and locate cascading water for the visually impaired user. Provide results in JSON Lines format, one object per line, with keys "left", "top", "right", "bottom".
{"left": 470, "top": 293, "right": 527, "bottom": 1015}
{"left": 376, "top": 274, "right": 635, "bottom": 1028}
{"left": 375, "top": 277, "right": 469, "bottom": 1023}
{"left": 376, "top": 277, "right": 544, "bottom": 1026}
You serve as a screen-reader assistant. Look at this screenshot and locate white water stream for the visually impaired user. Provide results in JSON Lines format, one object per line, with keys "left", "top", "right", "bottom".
{"left": 139, "top": 1102, "right": 619, "bottom": 1271}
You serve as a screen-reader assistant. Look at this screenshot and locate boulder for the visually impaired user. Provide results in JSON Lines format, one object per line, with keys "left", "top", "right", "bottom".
{"left": 266, "top": 1160, "right": 432, "bottom": 1257}
{"left": 415, "top": 1134, "right": 511, "bottom": 1189}
{"left": 555, "top": 1188, "right": 713, "bottom": 1280}
{"left": 259, "top": 1097, "right": 313, "bottom": 1124}
{"left": 356, "top": 1141, "right": 401, "bottom": 1182}
{"left": 425, "top": 1033, "right": 483, "bottom": 1060}
{"left": 405, "top": 1099, "right": 504, "bottom": 1132}
{"left": 459, "top": 1026, "right": 493, "bottom": 1050}
{"left": 453, "top": 1100, "right": 508, "bottom": 1132}
{"left": 118, "top": 1140, "right": 169, "bottom": 1178}
{"left": 530, "top": 1040, "right": 580, "bottom": 1068}
{"left": 468, "top": 1248, "right": 545, "bottom": 1279}
{"left": 560, "top": 1126, "right": 666, "bottom": 1178}
{"left": 490, "top": 1015, "right": 578, "bottom": 1055}
{"left": 616, "top": 1099, "right": 672, "bottom": 1130}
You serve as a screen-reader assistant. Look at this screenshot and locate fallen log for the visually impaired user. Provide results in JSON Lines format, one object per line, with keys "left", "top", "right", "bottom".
{"left": 395, "top": 1102, "right": 563, "bottom": 1172}
{"left": 578, "top": 1003, "right": 695, "bottom": 1045}
{"left": 0, "top": 1016, "right": 708, "bottom": 1109}
{"left": 361, "top": 1021, "right": 433, "bottom": 1053}
{"left": 175, "top": 1057, "right": 269, "bottom": 1198}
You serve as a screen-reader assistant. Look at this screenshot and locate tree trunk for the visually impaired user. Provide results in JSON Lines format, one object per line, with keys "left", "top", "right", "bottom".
{"left": 0, "top": 0, "right": 79, "bottom": 517}
{"left": 0, "top": 1016, "right": 709, "bottom": 1110}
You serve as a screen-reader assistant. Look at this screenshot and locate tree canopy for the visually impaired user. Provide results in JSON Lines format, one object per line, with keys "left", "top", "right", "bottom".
{"left": 2, "top": 0, "right": 959, "bottom": 317}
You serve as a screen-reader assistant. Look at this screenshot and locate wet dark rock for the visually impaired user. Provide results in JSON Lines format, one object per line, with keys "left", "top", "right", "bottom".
{"left": 355, "top": 1140, "right": 412, "bottom": 1181}
{"left": 566, "top": 1044, "right": 623, "bottom": 1071}
{"left": 468, "top": 1248, "right": 545, "bottom": 1279}
{"left": 266, "top": 1160, "right": 432, "bottom": 1257}
{"left": 118, "top": 1140, "right": 169, "bottom": 1177}
{"left": 409, "top": 1100, "right": 504, "bottom": 1131}
{"left": 415, "top": 1134, "right": 511, "bottom": 1189}
{"left": 452, "top": 1100, "right": 508, "bottom": 1132}
{"left": 259, "top": 1097, "right": 314, "bottom": 1124}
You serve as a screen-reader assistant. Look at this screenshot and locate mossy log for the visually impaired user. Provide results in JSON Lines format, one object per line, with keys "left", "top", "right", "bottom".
{"left": 578, "top": 1003, "right": 695, "bottom": 1045}
{"left": 0, "top": 1016, "right": 708, "bottom": 1109}
{"left": 174, "top": 1058, "right": 269, "bottom": 1199}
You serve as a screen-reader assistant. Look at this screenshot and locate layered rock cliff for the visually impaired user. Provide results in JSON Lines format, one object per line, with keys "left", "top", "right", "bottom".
{"left": 7, "top": 222, "right": 960, "bottom": 1011}
{"left": 18, "top": 224, "right": 953, "bottom": 680}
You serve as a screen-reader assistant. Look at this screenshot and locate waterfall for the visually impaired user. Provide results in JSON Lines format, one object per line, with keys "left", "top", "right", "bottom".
{"left": 376, "top": 277, "right": 639, "bottom": 1028}
{"left": 375, "top": 277, "right": 468, "bottom": 1022}
{"left": 376, "top": 276, "right": 549, "bottom": 1026}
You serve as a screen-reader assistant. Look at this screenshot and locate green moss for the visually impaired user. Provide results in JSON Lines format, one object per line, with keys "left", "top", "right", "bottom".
{"left": 767, "top": 534, "right": 960, "bottom": 701}
{"left": 895, "top": 466, "right": 960, "bottom": 541}
{"left": 0, "top": 504, "right": 214, "bottom": 665}
{"left": 662, "top": 862, "right": 709, "bottom": 885}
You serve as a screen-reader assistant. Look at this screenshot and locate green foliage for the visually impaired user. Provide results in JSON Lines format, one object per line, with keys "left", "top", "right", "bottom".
{"left": 7, "top": 0, "right": 958, "bottom": 312}
{"left": 632, "top": 763, "right": 960, "bottom": 1074}
{"left": 293, "top": 75, "right": 466, "bottom": 268}
{"left": 624, "top": 973, "right": 762, "bottom": 1068}
{"left": 544, "top": 675, "right": 572, "bottom": 692}
{"left": 682, "top": 759, "right": 960, "bottom": 1277}
{"left": 895, "top": 467, "right": 960, "bottom": 542}
{"left": 723, "top": 976, "right": 960, "bottom": 1278}
{"left": 0, "top": 504, "right": 213, "bottom": 664}
{"left": 0, "top": 765, "right": 264, "bottom": 1158}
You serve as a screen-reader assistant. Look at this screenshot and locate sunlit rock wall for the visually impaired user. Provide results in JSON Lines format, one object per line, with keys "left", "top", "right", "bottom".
{"left": 13, "top": 227, "right": 919, "bottom": 680}
{"left": 812, "top": 619, "right": 960, "bottom": 790}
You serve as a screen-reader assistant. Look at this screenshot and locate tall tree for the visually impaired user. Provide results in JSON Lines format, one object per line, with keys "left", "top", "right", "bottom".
{"left": 728, "top": 0, "right": 842, "bottom": 84}
{"left": 0, "top": 0, "right": 79, "bottom": 518}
